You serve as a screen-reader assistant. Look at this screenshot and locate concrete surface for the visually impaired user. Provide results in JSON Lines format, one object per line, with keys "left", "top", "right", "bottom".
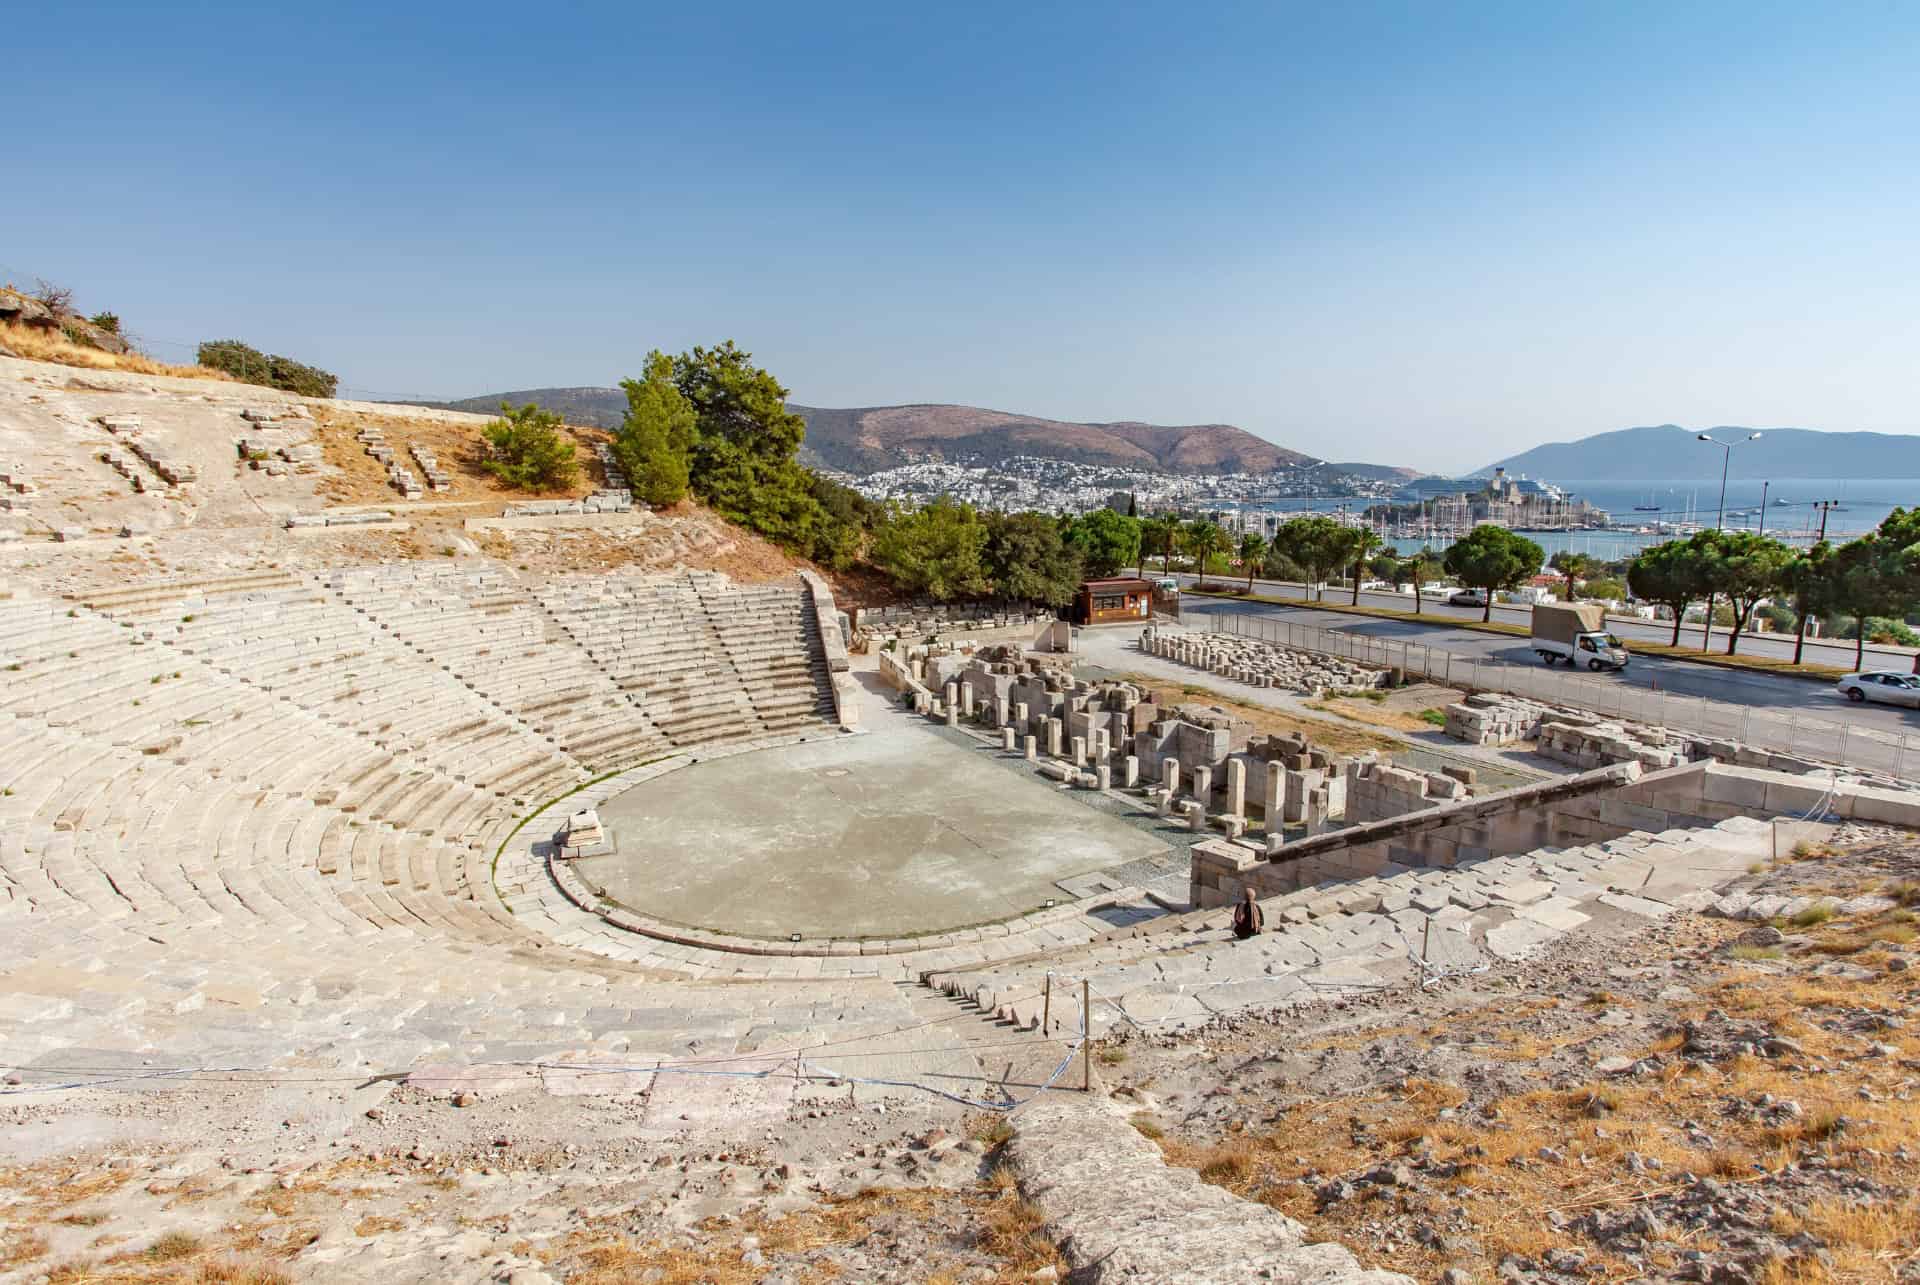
{"left": 580, "top": 694, "right": 1169, "bottom": 939}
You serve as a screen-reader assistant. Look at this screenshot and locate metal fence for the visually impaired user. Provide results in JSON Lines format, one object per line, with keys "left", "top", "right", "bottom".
{"left": 1203, "top": 612, "right": 1918, "bottom": 780}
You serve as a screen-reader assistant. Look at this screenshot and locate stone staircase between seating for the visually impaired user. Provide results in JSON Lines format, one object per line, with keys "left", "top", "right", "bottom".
{"left": 532, "top": 571, "right": 837, "bottom": 746}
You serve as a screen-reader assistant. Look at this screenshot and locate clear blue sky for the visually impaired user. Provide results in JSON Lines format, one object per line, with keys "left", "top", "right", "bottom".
{"left": 7, "top": 1, "right": 1917, "bottom": 472}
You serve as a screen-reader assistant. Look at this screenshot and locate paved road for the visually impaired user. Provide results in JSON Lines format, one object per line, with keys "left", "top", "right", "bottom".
{"left": 1171, "top": 594, "right": 1920, "bottom": 740}
{"left": 1159, "top": 570, "right": 1915, "bottom": 672}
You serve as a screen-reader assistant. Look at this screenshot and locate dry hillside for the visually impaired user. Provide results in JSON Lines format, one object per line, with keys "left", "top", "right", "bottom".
{"left": 796, "top": 402, "right": 1315, "bottom": 474}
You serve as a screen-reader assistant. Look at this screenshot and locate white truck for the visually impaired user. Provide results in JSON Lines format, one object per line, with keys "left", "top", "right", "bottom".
{"left": 1532, "top": 602, "right": 1629, "bottom": 671}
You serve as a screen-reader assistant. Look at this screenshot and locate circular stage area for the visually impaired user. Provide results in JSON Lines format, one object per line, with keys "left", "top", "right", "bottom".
{"left": 574, "top": 720, "right": 1170, "bottom": 940}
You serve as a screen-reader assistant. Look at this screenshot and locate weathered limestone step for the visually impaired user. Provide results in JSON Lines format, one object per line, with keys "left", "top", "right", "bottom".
{"left": 75, "top": 570, "right": 306, "bottom": 614}
{"left": 1012, "top": 1098, "right": 1413, "bottom": 1284}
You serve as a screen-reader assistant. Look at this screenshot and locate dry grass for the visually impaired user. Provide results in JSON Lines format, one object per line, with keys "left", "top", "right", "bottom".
{"left": 1151, "top": 912, "right": 1920, "bottom": 1282}
{"left": 144, "top": 1231, "right": 203, "bottom": 1261}
{"left": 192, "top": 1264, "right": 293, "bottom": 1285}
{"left": 551, "top": 1179, "right": 1062, "bottom": 1285}
{"left": 1110, "top": 671, "right": 1404, "bottom": 756}
{"left": 0, "top": 1231, "right": 51, "bottom": 1270}
{"left": 307, "top": 403, "right": 606, "bottom": 508}
{"left": 39, "top": 1253, "right": 292, "bottom": 1284}
{"left": 976, "top": 1169, "right": 1066, "bottom": 1276}
{"left": 967, "top": 1114, "right": 1015, "bottom": 1148}
{"left": 1307, "top": 694, "right": 1462, "bottom": 735}
{"left": 1788, "top": 903, "right": 1837, "bottom": 928}
{"left": 0, "top": 321, "right": 235, "bottom": 383}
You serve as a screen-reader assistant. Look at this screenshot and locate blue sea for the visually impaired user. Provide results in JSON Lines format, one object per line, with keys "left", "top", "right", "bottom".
{"left": 1257, "top": 477, "right": 1919, "bottom": 564}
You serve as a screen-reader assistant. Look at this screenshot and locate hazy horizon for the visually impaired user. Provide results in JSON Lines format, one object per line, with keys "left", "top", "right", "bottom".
{"left": 9, "top": 1, "right": 1919, "bottom": 472}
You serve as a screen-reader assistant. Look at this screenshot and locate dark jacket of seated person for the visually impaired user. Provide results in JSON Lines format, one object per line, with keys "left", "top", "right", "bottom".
{"left": 1231, "top": 889, "right": 1263, "bottom": 940}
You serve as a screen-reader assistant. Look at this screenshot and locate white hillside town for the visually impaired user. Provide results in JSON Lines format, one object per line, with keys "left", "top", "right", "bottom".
{"left": 845, "top": 451, "right": 1410, "bottom": 512}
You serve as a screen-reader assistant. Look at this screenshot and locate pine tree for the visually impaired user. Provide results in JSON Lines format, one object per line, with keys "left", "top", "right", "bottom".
{"left": 614, "top": 351, "right": 695, "bottom": 506}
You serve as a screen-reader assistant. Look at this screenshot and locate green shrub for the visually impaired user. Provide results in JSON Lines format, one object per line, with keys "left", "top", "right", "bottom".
{"left": 196, "top": 339, "right": 338, "bottom": 398}
{"left": 480, "top": 402, "right": 578, "bottom": 492}
{"left": 88, "top": 311, "right": 121, "bottom": 335}
{"left": 1418, "top": 708, "right": 1447, "bottom": 727}
{"left": 1861, "top": 616, "right": 1920, "bottom": 647}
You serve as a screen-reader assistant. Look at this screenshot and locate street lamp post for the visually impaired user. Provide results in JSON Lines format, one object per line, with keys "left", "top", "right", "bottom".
{"left": 1694, "top": 432, "right": 1763, "bottom": 651}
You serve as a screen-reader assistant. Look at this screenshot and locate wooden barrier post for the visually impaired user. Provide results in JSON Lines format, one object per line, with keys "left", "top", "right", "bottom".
{"left": 1041, "top": 974, "right": 1052, "bottom": 1036}
{"left": 1081, "top": 980, "right": 1092, "bottom": 1092}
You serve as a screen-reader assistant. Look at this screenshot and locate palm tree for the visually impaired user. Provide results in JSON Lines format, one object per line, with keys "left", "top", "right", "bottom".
{"left": 1238, "top": 532, "right": 1266, "bottom": 594}
{"left": 1184, "top": 520, "right": 1227, "bottom": 583}
{"left": 1549, "top": 550, "right": 1594, "bottom": 604}
{"left": 1346, "top": 529, "right": 1385, "bottom": 606}
{"left": 1401, "top": 549, "right": 1441, "bottom": 616}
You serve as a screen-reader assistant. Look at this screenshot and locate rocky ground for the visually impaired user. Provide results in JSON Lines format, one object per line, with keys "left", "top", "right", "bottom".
{"left": 0, "top": 355, "right": 881, "bottom": 600}
{"left": 0, "top": 1082, "right": 1059, "bottom": 1284}
{"left": 1115, "top": 824, "right": 1920, "bottom": 1283}
{"left": 3, "top": 828, "right": 1911, "bottom": 1283}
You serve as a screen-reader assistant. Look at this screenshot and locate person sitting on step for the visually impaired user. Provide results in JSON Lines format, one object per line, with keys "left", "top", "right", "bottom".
{"left": 1231, "top": 887, "right": 1263, "bottom": 940}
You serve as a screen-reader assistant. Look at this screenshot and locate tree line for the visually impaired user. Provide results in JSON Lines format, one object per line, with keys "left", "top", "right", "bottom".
{"left": 1627, "top": 513, "right": 1920, "bottom": 666}
{"left": 478, "top": 341, "right": 879, "bottom": 567}
{"left": 473, "top": 343, "right": 1920, "bottom": 669}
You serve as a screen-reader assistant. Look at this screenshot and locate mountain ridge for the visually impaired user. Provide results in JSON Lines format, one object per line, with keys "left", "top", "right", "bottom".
{"left": 413, "top": 388, "right": 1381, "bottom": 477}
{"left": 1480, "top": 424, "right": 1920, "bottom": 481}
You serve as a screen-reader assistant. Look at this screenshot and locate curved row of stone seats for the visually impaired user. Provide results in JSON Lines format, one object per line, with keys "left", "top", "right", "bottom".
{"left": 0, "top": 715, "right": 940, "bottom": 1073}
{"left": 326, "top": 565, "right": 673, "bottom": 771}
{"left": 71, "top": 569, "right": 307, "bottom": 620}
{"left": 92, "top": 579, "right": 587, "bottom": 806}
{"left": 0, "top": 598, "right": 500, "bottom": 842}
{"left": 0, "top": 587, "right": 575, "bottom": 966}
{"left": 0, "top": 708, "right": 530, "bottom": 955}
{"left": 929, "top": 819, "right": 1772, "bottom": 1033}
{"left": 0, "top": 850, "right": 945, "bottom": 1089}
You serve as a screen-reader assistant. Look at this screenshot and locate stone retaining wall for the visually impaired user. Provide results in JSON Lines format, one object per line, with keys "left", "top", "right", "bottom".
{"left": 1012, "top": 1098, "right": 1412, "bottom": 1284}
{"left": 1344, "top": 755, "right": 1469, "bottom": 823}
{"left": 800, "top": 571, "right": 858, "bottom": 730}
{"left": 463, "top": 512, "right": 651, "bottom": 532}
{"left": 853, "top": 599, "right": 1052, "bottom": 644}
{"left": 1193, "top": 759, "right": 1920, "bottom": 908}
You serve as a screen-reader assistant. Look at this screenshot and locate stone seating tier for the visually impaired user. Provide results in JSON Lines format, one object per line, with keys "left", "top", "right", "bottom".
{"left": 2, "top": 566, "right": 843, "bottom": 996}
{"left": 927, "top": 817, "right": 1773, "bottom": 1033}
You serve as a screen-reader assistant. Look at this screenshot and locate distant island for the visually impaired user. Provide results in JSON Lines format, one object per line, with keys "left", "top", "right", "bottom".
{"left": 1479, "top": 425, "right": 1920, "bottom": 482}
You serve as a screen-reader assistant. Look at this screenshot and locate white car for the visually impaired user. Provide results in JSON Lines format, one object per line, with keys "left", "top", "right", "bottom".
{"left": 1836, "top": 671, "right": 1920, "bottom": 708}
{"left": 1447, "top": 589, "right": 1488, "bottom": 607}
